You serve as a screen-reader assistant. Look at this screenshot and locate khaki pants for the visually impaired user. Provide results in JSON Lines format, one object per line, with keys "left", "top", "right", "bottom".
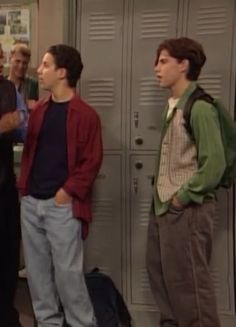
{"left": 146, "top": 201, "right": 221, "bottom": 327}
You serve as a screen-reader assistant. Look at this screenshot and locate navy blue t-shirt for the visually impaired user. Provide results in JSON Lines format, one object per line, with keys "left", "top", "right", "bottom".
{"left": 29, "top": 99, "right": 69, "bottom": 199}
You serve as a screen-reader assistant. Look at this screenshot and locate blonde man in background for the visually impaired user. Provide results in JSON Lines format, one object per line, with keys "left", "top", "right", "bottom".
{"left": 8, "top": 43, "right": 38, "bottom": 279}
{"left": 8, "top": 43, "right": 39, "bottom": 111}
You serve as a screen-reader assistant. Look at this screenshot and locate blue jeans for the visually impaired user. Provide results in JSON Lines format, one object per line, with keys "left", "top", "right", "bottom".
{"left": 21, "top": 196, "right": 97, "bottom": 327}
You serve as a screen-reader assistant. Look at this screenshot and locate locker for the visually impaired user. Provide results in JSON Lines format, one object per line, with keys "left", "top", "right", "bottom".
{"left": 186, "top": 0, "right": 235, "bottom": 107}
{"left": 84, "top": 155, "right": 123, "bottom": 290}
{"left": 129, "top": 0, "right": 179, "bottom": 150}
{"left": 129, "top": 155, "right": 156, "bottom": 305}
{"left": 79, "top": 0, "right": 125, "bottom": 150}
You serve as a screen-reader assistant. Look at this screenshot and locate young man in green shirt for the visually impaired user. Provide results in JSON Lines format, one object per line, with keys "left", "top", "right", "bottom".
{"left": 146, "top": 37, "right": 225, "bottom": 327}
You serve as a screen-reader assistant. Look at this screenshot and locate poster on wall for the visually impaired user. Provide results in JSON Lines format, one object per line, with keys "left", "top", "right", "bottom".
{"left": 0, "top": 5, "right": 30, "bottom": 64}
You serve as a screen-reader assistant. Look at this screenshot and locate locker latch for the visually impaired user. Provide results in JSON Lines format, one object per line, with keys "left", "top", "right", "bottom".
{"left": 134, "top": 111, "right": 139, "bottom": 128}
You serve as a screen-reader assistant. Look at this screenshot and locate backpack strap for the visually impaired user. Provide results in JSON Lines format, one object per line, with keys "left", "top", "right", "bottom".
{"left": 183, "top": 85, "right": 214, "bottom": 136}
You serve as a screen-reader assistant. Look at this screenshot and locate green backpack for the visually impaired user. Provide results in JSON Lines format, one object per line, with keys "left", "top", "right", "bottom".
{"left": 183, "top": 85, "right": 236, "bottom": 188}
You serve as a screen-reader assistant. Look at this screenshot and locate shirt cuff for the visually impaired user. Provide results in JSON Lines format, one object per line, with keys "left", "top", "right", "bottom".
{"left": 19, "top": 111, "right": 25, "bottom": 124}
{"left": 176, "top": 189, "right": 192, "bottom": 206}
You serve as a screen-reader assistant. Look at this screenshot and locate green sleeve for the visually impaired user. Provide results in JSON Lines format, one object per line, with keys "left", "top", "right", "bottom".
{"left": 176, "top": 100, "right": 226, "bottom": 205}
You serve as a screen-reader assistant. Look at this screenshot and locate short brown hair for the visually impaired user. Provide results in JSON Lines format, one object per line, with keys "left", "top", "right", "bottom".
{"left": 47, "top": 44, "right": 83, "bottom": 87}
{"left": 155, "top": 37, "right": 206, "bottom": 81}
{"left": 10, "top": 43, "right": 31, "bottom": 59}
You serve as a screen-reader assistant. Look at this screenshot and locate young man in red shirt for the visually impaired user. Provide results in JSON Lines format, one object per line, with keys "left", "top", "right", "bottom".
{"left": 19, "top": 44, "right": 103, "bottom": 327}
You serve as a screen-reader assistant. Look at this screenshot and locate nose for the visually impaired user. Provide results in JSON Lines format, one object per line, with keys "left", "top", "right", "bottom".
{"left": 19, "top": 62, "right": 24, "bottom": 69}
{"left": 37, "top": 65, "right": 42, "bottom": 75}
{"left": 154, "top": 64, "right": 159, "bottom": 73}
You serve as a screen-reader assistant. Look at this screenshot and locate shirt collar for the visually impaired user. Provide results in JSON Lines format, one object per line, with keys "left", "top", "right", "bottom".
{"left": 175, "top": 81, "right": 197, "bottom": 110}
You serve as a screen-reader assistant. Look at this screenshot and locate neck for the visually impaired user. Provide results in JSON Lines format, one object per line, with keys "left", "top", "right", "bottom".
{"left": 51, "top": 85, "right": 75, "bottom": 102}
{"left": 171, "top": 79, "right": 191, "bottom": 99}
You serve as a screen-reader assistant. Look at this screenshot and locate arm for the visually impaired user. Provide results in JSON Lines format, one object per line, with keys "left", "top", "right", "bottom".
{"left": 0, "top": 89, "right": 26, "bottom": 136}
{"left": 13, "top": 91, "right": 28, "bottom": 142}
{"left": 56, "top": 111, "right": 103, "bottom": 203}
{"left": 175, "top": 100, "right": 226, "bottom": 206}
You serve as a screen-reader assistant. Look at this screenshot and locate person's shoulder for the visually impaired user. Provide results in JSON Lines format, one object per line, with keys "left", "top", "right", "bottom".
{"left": 72, "top": 94, "right": 100, "bottom": 119}
{"left": 190, "top": 98, "right": 217, "bottom": 120}
{"left": 0, "top": 77, "right": 15, "bottom": 89}
{"left": 30, "top": 97, "right": 49, "bottom": 114}
{"left": 26, "top": 75, "right": 38, "bottom": 86}
{"left": 0, "top": 79, "right": 17, "bottom": 101}
{"left": 26, "top": 75, "right": 37, "bottom": 82}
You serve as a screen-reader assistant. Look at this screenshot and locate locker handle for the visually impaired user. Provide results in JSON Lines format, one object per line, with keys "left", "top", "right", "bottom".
{"left": 133, "top": 178, "right": 138, "bottom": 194}
{"left": 134, "top": 111, "right": 139, "bottom": 128}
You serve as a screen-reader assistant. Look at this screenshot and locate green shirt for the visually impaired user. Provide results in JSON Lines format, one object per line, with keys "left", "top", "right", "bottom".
{"left": 6, "top": 75, "right": 39, "bottom": 102}
{"left": 19, "top": 76, "right": 39, "bottom": 103}
{"left": 153, "top": 82, "right": 226, "bottom": 216}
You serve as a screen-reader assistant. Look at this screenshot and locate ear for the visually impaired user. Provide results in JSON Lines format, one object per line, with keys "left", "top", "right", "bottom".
{"left": 57, "top": 67, "right": 67, "bottom": 80}
{"left": 179, "top": 59, "right": 189, "bottom": 74}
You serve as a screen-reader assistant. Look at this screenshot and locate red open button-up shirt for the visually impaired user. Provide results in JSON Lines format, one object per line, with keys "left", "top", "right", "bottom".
{"left": 18, "top": 94, "right": 103, "bottom": 239}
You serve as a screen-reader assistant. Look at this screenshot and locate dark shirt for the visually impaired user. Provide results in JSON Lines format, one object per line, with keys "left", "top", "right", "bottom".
{"left": 29, "top": 99, "right": 69, "bottom": 199}
{"left": 0, "top": 78, "right": 17, "bottom": 186}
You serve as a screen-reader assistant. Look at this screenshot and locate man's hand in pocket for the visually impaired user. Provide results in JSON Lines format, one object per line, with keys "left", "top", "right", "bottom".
{"left": 55, "top": 188, "right": 72, "bottom": 205}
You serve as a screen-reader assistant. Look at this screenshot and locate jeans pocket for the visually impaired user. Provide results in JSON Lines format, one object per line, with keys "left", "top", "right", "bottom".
{"left": 53, "top": 198, "right": 72, "bottom": 208}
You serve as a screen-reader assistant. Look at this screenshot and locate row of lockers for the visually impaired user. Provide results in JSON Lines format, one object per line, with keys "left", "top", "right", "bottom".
{"left": 76, "top": 0, "right": 236, "bottom": 325}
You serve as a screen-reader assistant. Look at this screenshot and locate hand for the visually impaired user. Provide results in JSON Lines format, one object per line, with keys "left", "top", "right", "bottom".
{"left": 171, "top": 195, "right": 184, "bottom": 210}
{"left": 27, "top": 100, "right": 37, "bottom": 110}
{"left": 0, "top": 111, "right": 21, "bottom": 133}
{"left": 54, "top": 188, "right": 72, "bottom": 205}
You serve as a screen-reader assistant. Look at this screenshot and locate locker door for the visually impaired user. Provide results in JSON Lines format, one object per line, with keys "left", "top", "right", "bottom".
{"left": 186, "top": 0, "right": 236, "bottom": 321}
{"left": 130, "top": 155, "right": 156, "bottom": 305}
{"left": 186, "top": 0, "right": 235, "bottom": 106}
{"left": 129, "top": 0, "right": 179, "bottom": 151}
{"left": 84, "top": 155, "right": 122, "bottom": 289}
{"left": 78, "top": 0, "right": 125, "bottom": 150}
{"left": 210, "top": 189, "right": 235, "bottom": 313}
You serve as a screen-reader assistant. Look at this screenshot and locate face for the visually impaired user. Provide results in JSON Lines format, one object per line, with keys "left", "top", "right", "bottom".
{"left": 154, "top": 49, "right": 186, "bottom": 89}
{"left": 37, "top": 52, "right": 61, "bottom": 91}
{"left": 9, "top": 52, "right": 29, "bottom": 78}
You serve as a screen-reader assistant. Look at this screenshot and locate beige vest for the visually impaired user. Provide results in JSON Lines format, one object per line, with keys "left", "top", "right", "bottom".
{"left": 157, "top": 108, "right": 198, "bottom": 202}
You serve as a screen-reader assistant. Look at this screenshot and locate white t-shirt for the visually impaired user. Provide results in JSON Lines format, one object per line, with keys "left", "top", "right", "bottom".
{"left": 166, "top": 97, "right": 179, "bottom": 120}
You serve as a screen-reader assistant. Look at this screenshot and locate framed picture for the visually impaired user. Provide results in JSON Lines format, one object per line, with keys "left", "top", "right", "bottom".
{"left": 0, "top": 5, "right": 30, "bottom": 64}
